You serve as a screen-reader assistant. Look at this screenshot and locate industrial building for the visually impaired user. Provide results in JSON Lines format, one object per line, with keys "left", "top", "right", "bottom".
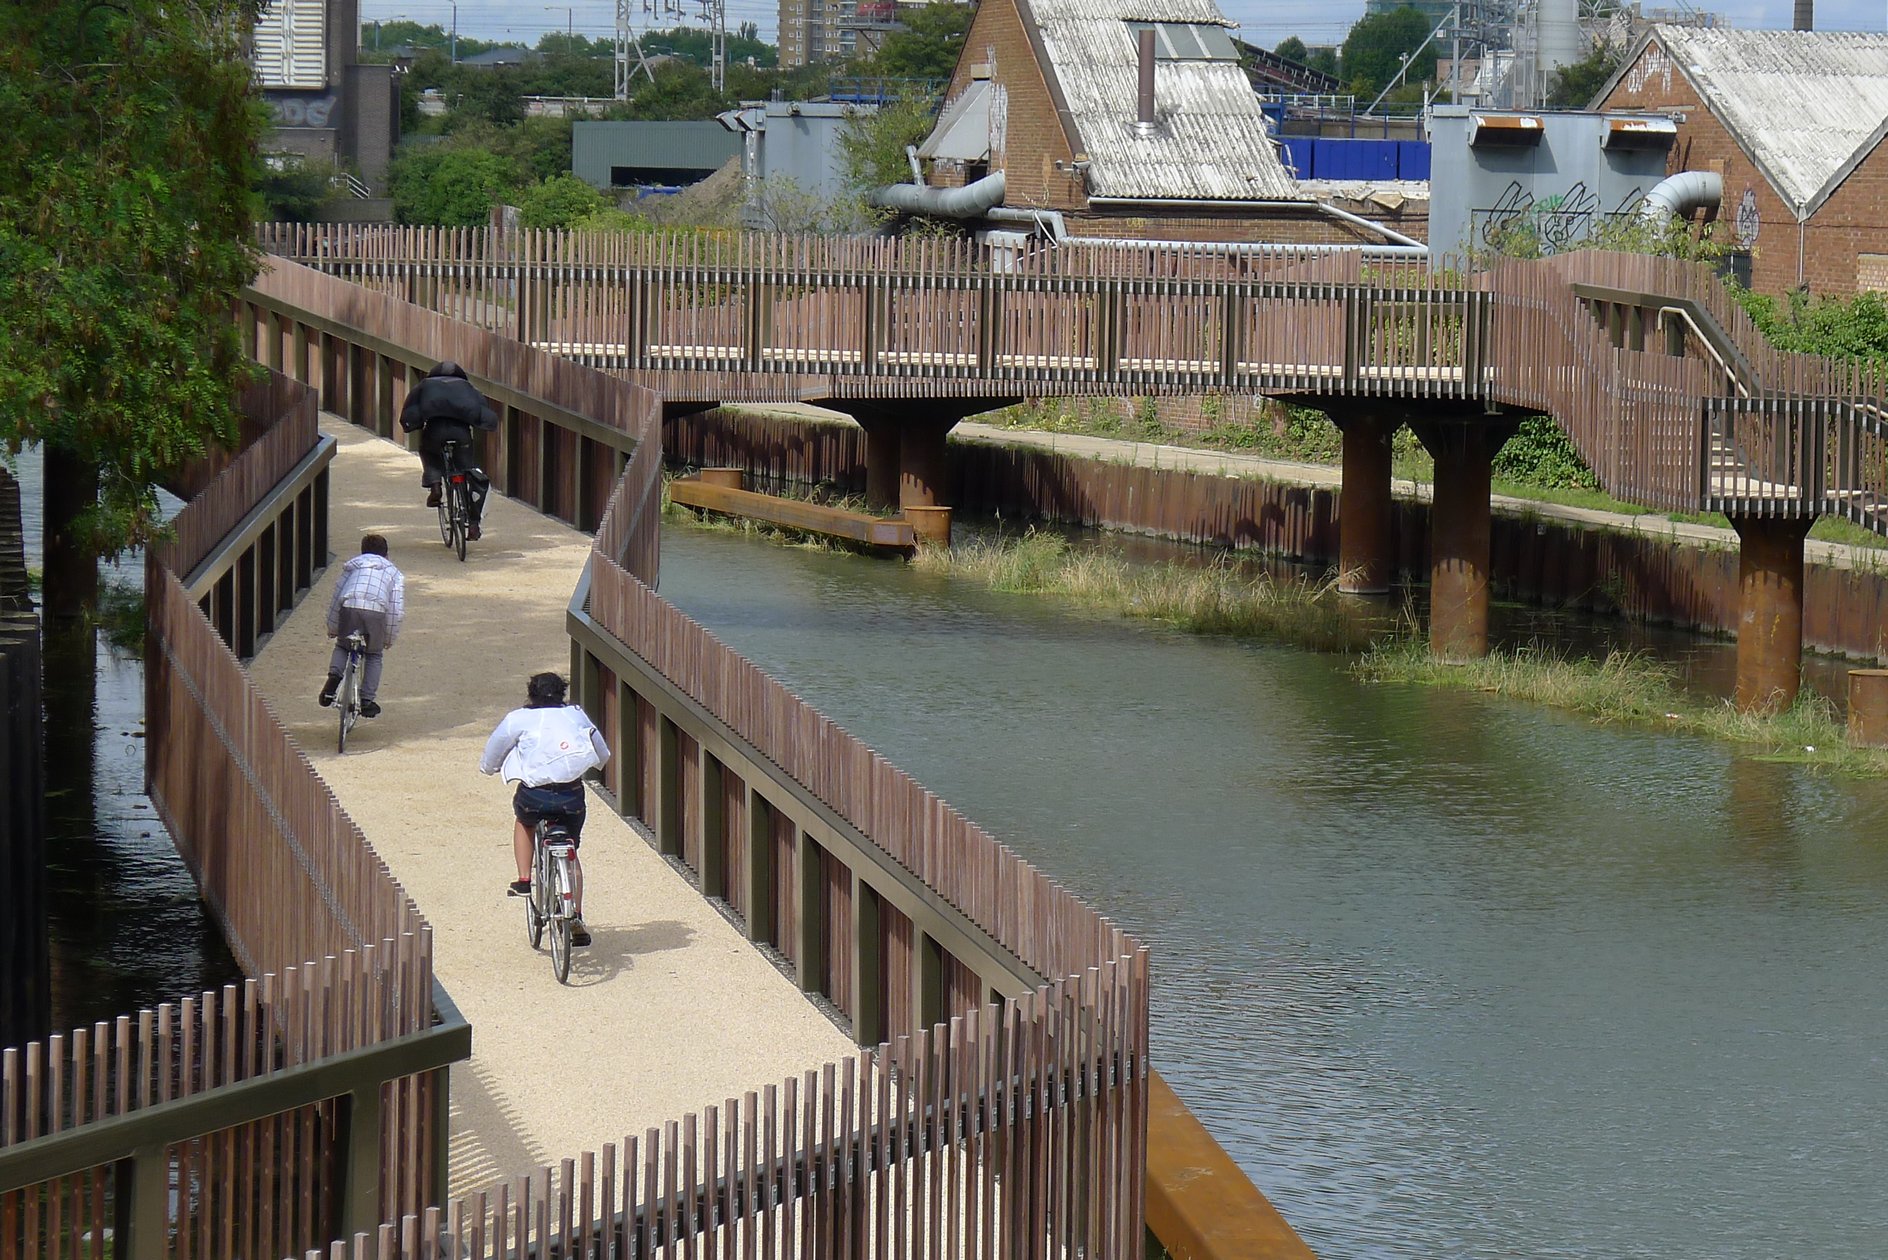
{"left": 572, "top": 121, "right": 743, "bottom": 191}
{"left": 252, "top": 0, "right": 399, "bottom": 208}
{"left": 1594, "top": 25, "right": 1888, "bottom": 295}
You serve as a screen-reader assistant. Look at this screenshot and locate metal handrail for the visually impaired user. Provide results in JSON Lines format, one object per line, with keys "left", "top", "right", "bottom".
{"left": 1659, "top": 304, "right": 1751, "bottom": 399}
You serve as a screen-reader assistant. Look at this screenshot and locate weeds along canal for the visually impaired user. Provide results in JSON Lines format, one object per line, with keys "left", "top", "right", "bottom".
{"left": 657, "top": 516, "right": 1888, "bottom": 1260}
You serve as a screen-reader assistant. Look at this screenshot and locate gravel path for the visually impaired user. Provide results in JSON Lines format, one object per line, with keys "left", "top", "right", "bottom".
{"left": 247, "top": 420, "right": 854, "bottom": 1198}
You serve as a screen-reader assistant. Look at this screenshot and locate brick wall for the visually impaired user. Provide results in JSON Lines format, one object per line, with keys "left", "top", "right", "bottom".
{"left": 1598, "top": 38, "right": 1888, "bottom": 297}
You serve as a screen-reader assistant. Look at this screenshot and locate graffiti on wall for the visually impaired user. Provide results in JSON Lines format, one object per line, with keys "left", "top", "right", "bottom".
{"left": 268, "top": 94, "right": 336, "bottom": 128}
{"left": 1734, "top": 187, "right": 1760, "bottom": 248}
{"left": 1624, "top": 45, "right": 1673, "bottom": 95}
{"left": 1471, "top": 179, "right": 1649, "bottom": 254}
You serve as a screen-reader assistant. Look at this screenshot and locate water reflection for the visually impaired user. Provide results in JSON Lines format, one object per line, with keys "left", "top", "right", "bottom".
{"left": 13, "top": 448, "right": 241, "bottom": 1036}
{"left": 658, "top": 520, "right": 1888, "bottom": 1260}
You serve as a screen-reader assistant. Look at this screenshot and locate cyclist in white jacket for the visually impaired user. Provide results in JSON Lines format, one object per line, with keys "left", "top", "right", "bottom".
{"left": 479, "top": 672, "right": 610, "bottom": 944}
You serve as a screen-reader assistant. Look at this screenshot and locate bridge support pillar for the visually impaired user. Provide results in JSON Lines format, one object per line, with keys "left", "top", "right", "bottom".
{"left": 860, "top": 418, "right": 900, "bottom": 511}
{"left": 1729, "top": 514, "right": 1811, "bottom": 713}
{"left": 1413, "top": 417, "right": 1515, "bottom": 661}
{"left": 1333, "top": 412, "right": 1399, "bottom": 595}
{"left": 899, "top": 420, "right": 952, "bottom": 510}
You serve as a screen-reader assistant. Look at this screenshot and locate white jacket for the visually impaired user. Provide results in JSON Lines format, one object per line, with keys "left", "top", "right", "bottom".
{"left": 479, "top": 704, "right": 610, "bottom": 786}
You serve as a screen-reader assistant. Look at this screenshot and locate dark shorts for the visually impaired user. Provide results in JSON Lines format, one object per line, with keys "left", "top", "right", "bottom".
{"left": 513, "top": 781, "right": 586, "bottom": 843}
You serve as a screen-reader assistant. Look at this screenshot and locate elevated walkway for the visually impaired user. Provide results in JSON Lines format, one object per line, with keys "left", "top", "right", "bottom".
{"left": 244, "top": 419, "right": 853, "bottom": 1196}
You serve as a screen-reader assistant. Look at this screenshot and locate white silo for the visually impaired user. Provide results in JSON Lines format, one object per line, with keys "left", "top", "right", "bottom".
{"left": 1536, "top": 0, "right": 1583, "bottom": 87}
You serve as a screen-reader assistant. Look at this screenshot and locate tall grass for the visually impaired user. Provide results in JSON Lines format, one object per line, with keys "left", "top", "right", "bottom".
{"left": 911, "top": 531, "right": 1386, "bottom": 652}
{"left": 1356, "top": 638, "right": 1888, "bottom": 775}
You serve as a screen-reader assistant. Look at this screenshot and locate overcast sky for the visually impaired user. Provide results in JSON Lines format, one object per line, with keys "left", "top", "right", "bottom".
{"left": 361, "top": 0, "right": 1888, "bottom": 56}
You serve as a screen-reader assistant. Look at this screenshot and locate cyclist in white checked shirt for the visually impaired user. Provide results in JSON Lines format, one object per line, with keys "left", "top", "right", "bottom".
{"left": 317, "top": 534, "right": 405, "bottom": 718}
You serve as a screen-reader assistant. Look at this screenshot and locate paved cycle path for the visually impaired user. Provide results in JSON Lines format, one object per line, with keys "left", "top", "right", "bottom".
{"left": 248, "top": 420, "right": 853, "bottom": 1198}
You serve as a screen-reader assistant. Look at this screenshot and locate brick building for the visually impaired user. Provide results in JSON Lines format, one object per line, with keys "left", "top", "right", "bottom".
{"left": 911, "top": 0, "right": 1404, "bottom": 245}
{"left": 1594, "top": 26, "right": 1888, "bottom": 295}
{"left": 253, "top": 0, "right": 400, "bottom": 200}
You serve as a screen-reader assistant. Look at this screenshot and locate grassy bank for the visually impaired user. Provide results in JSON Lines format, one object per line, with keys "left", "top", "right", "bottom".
{"left": 909, "top": 531, "right": 1384, "bottom": 652}
{"left": 1356, "top": 638, "right": 1888, "bottom": 775}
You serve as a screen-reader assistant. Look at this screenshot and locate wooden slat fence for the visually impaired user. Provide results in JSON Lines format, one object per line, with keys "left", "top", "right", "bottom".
{"left": 266, "top": 225, "right": 1888, "bottom": 540}
{"left": 253, "top": 249, "right": 1150, "bottom": 1259}
{"left": 258, "top": 223, "right": 1485, "bottom": 407}
{"left": 2, "top": 368, "right": 461, "bottom": 1260}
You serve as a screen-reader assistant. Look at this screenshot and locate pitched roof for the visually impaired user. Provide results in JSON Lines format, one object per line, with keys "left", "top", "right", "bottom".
{"left": 1017, "top": 0, "right": 1307, "bottom": 202}
{"left": 1621, "top": 26, "right": 1888, "bottom": 219}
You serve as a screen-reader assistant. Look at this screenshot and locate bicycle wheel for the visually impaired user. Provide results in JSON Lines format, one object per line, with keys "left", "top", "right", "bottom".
{"left": 336, "top": 657, "right": 359, "bottom": 754}
{"left": 436, "top": 489, "right": 453, "bottom": 546}
{"left": 549, "top": 907, "right": 571, "bottom": 983}
{"left": 451, "top": 479, "right": 468, "bottom": 562}
{"left": 524, "top": 849, "right": 546, "bottom": 949}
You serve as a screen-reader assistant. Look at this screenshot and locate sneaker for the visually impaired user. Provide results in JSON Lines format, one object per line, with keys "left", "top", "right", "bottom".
{"left": 426, "top": 486, "right": 442, "bottom": 508}
{"left": 570, "top": 921, "right": 592, "bottom": 947}
{"left": 466, "top": 523, "right": 482, "bottom": 542}
{"left": 317, "top": 674, "right": 340, "bottom": 707}
{"left": 507, "top": 879, "right": 531, "bottom": 896}
{"left": 359, "top": 699, "right": 382, "bottom": 718}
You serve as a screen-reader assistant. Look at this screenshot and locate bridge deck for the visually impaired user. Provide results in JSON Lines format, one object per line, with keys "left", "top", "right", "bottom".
{"left": 246, "top": 420, "right": 852, "bottom": 1197}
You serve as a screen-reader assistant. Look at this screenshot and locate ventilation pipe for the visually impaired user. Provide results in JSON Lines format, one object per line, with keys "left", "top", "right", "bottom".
{"left": 868, "top": 169, "right": 1008, "bottom": 217}
{"left": 1794, "top": 0, "right": 1813, "bottom": 28}
{"left": 1135, "top": 28, "right": 1157, "bottom": 137}
{"left": 1638, "top": 170, "right": 1723, "bottom": 223}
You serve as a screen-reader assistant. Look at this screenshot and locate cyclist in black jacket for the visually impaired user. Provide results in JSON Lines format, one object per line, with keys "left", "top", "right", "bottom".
{"left": 400, "top": 361, "right": 498, "bottom": 538}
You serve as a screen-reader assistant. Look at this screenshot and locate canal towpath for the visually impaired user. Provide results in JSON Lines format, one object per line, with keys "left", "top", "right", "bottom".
{"left": 245, "top": 419, "right": 854, "bottom": 1198}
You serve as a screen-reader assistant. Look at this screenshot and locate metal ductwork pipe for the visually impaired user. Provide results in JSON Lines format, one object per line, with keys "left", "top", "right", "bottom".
{"left": 1794, "top": 0, "right": 1813, "bottom": 29}
{"left": 1639, "top": 170, "right": 1723, "bottom": 223}
{"left": 867, "top": 169, "right": 1007, "bottom": 217}
{"left": 1136, "top": 29, "right": 1157, "bottom": 135}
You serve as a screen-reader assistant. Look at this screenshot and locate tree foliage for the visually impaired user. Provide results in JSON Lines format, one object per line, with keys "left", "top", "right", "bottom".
{"left": 1340, "top": 7, "right": 1438, "bottom": 96}
{"left": 1546, "top": 39, "right": 1623, "bottom": 108}
{"left": 838, "top": 97, "right": 939, "bottom": 199}
{"left": 0, "top": 0, "right": 268, "bottom": 550}
{"left": 258, "top": 157, "right": 336, "bottom": 223}
{"left": 1735, "top": 288, "right": 1888, "bottom": 361}
{"left": 869, "top": 2, "right": 975, "bottom": 81}
{"left": 1275, "top": 36, "right": 1309, "bottom": 64}
{"left": 518, "top": 174, "right": 609, "bottom": 230}
{"left": 389, "top": 146, "right": 519, "bottom": 225}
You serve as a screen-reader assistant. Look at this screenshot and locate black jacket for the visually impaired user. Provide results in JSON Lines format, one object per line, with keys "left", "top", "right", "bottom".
{"left": 399, "top": 377, "right": 498, "bottom": 433}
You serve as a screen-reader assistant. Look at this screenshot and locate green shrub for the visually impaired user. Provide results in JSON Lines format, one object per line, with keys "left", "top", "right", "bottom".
{"left": 518, "top": 174, "right": 607, "bottom": 230}
{"left": 1492, "top": 415, "right": 1599, "bottom": 491}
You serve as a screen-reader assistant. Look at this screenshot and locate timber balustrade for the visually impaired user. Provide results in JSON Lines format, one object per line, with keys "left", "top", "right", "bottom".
{"left": 1, "top": 368, "right": 467, "bottom": 1260}
{"left": 252, "top": 253, "right": 1154, "bottom": 1258}
{"left": 265, "top": 224, "right": 1888, "bottom": 540}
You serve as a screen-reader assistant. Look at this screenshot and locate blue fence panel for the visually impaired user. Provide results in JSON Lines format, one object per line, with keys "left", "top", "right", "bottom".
{"left": 1397, "top": 141, "right": 1431, "bottom": 180}
{"left": 1279, "top": 137, "right": 1314, "bottom": 179}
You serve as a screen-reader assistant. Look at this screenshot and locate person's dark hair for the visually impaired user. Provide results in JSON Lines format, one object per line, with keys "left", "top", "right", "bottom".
{"left": 361, "top": 534, "right": 390, "bottom": 558}
{"left": 527, "top": 672, "right": 567, "bottom": 707}
{"left": 429, "top": 360, "right": 469, "bottom": 380}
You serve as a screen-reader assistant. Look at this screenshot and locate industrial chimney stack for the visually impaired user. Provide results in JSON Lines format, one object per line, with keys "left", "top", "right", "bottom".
{"left": 1135, "top": 28, "right": 1156, "bottom": 136}
{"left": 1794, "top": 0, "right": 1812, "bottom": 29}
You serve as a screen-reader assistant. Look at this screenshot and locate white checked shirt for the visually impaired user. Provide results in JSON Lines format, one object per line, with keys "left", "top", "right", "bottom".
{"left": 326, "top": 553, "right": 406, "bottom": 645}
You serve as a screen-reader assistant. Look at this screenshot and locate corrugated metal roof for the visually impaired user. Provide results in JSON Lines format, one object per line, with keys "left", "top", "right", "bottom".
{"left": 1023, "top": 0, "right": 1308, "bottom": 202}
{"left": 1655, "top": 26, "right": 1888, "bottom": 217}
{"left": 919, "top": 79, "right": 994, "bottom": 161}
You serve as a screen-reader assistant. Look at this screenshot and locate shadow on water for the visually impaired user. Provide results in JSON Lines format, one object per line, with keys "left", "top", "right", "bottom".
{"left": 13, "top": 448, "right": 242, "bottom": 1038}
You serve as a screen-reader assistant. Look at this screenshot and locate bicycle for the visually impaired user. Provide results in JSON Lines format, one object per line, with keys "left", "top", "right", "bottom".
{"left": 435, "top": 438, "right": 476, "bottom": 562}
{"left": 521, "top": 819, "right": 581, "bottom": 983}
{"left": 334, "top": 630, "right": 367, "bottom": 754}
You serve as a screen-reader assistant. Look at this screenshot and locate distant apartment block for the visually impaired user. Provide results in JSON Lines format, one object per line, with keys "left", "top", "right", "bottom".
{"left": 252, "top": 0, "right": 399, "bottom": 198}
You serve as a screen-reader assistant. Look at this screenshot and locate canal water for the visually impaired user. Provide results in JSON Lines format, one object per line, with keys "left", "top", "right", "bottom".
{"left": 656, "top": 522, "right": 1888, "bottom": 1260}
{"left": 13, "top": 449, "right": 243, "bottom": 1036}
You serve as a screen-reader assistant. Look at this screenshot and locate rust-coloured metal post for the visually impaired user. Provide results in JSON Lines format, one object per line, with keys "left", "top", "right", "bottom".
{"left": 899, "top": 420, "right": 952, "bottom": 510}
{"left": 1420, "top": 421, "right": 1502, "bottom": 660}
{"left": 861, "top": 418, "right": 900, "bottom": 511}
{"left": 1335, "top": 413, "right": 1397, "bottom": 595}
{"left": 1729, "top": 515, "right": 1811, "bottom": 712}
{"left": 903, "top": 505, "right": 952, "bottom": 547}
{"left": 1847, "top": 670, "right": 1888, "bottom": 747}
